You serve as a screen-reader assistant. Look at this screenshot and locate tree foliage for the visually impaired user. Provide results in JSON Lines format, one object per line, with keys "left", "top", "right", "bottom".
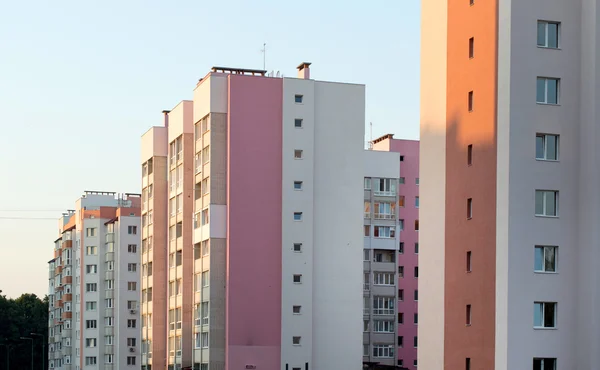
{"left": 0, "top": 291, "right": 48, "bottom": 370}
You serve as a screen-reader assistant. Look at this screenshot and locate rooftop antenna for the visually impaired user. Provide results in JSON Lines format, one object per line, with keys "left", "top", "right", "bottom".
{"left": 261, "top": 43, "right": 266, "bottom": 70}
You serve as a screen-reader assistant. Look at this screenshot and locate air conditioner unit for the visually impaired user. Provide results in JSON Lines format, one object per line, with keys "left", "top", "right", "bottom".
{"left": 129, "top": 347, "right": 135, "bottom": 353}
{"left": 130, "top": 309, "right": 136, "bottom": 314}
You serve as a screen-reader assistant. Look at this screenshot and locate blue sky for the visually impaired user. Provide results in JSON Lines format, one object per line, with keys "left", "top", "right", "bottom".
{"left": 0, "top": 0, "right": 420, "bottom": 297}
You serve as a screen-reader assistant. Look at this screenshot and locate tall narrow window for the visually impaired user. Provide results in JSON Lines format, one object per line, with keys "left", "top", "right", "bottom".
{"left": 466, "top": 304, "right": 472, "bottom": 325}
{"left": 469, "top": 37, "right": 474, "bottom": 58}
{"left": 467, "top": 144, "right": 473, "bottom": 165}
{"left": 468, "top": 91, "right": 474, "bottom": 111}
{"left": 467, "top": 198, "right": 473, "bottom": 219}
{"left": 466, "top": 358, "right": 471, "bottom": 370}
{"left": 466, "top": 251, "right": 472, "bottom": 272}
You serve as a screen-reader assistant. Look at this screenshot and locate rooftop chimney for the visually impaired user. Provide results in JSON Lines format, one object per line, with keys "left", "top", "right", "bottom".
{"left": 162, "top": 110, "right": 170, "bottom": 128}
{"left": 297, "top": 62, "right": 312, "bottom": 79}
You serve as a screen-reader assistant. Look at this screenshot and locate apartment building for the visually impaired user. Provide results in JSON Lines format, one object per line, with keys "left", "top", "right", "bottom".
{"left": 373, "top": 135, "right": 420, "bottom": 370}
{"left": 420, "top": 0, "right": 599, "bottom": 369}
{"left": 47, "top": 191, "right": 141, "bottom": 370}
{"left": 362, "top": 149, "right": 401, "bottom": 368}
{"left": 141, "top": 62, "right": 365, "bottom": 370}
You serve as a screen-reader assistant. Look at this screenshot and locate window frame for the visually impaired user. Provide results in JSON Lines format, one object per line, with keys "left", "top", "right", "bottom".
{"left": 535, "top": 133, "right": 559, "bottom": 161}
{"left": 533, "top": 301, "right": 557, "bottom": 329}
{"left": 535, "top": 190, "right": 559, "bottom": 217}
{"left": 536, "top": 77, "right": 560, "bottom": 105}
{"left": 534, "top": 245, "right": 558, "bottom": 273}
{"left": 537, "top": 20, "right": 560, "bottom": 49}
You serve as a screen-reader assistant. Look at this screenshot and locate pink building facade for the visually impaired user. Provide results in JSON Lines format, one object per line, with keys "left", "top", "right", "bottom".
{"left": 373, "top": 135, "right": 420, "bottom": 370}
{"left": 141, "top": 63, "right": 366, "bottom": 370}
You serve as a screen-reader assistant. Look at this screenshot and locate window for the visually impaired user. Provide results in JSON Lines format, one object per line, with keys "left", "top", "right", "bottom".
{"left": 372, "top": 344, "right": 394, "bottom": 358}
{"left": 294, "top": 149, "right": 303, "bottom": 159}
{"left": 293, "top": 274, "right": 302, "bottom": 283}
{"left": 363, "top": 320, "right": 370, "bottom": 332}
{"left": 374, "top": 226, "right": 395, "bottom": 238}
{"left": 414, "top": 220, "right": 419, "bottom": 231}
{"left": 293, "top": 212, "right": 303, "bottom": 221}
{"left": 373, "top": 320, "right": 394, "bottom": 333}
{"left": 202, "top": 271, "right": 209, "bottom": 287}
{"left": 535, "top": 245, "right": 557, "bottom": 272}
{"left": 127, "top": 357, "right": 136, "bottom": 366}
{"left": 467, "top": 251, "right": 472, "bottom": 272}
{"left": 399, "top": 177, "right": 405, "bottom": 184}
{"left": 127, "top": 300, "right": 137, "bottom": 310}
{"left": 467, "top": 198, "right": 473, "bottom": 219}
{"left": 294, "top": 94, "right": 303, "bottom": 103}
{"left": 373, "top": 272, "right": 394, "bottom": 286}
{"left": 105, "top": 354, "right": 113, "bottom": 364}
{"left": 414, "top": 290, "right": 418, "bottom": 301}
{"left": 399, "top": 219, "right": 404, "bottom": 230}
{"left": 364, "top": 225, "right": 370, "bottom": 236}
{"left": 292, "top": 336, "right": 301, "bottom": 345}
{"left": 127, "top": 338, "right": 136, "bottom": 346}
{"left": 127, "top": 319, "right": 137, "bottom": 328}
{"left": 374, "top": 202, "right": 396, "bottom": 219}
{"left": 85, "top": 228, "right": 97, "bottom": 237}
{"left": 400, "top": 155, "right": 404, "bottom": 161}
{"left": 466, "top": 358, "right": 471, "bottom": 370}
{"left": 413, "top": 336, "right": 418, "bottom": 347}
{"left": 128, "top": 282, "right": 137, "bottom": 291}
{"left": 399, "top": 242, "right": 404, "bottom": 253}
{"left": 201, "top": 302, "right": 209, "bottom": 325}
{"left": 398, "top": 195, "right": 405, "bottom": 207}
{"left": 106, "top": 261, "right": 114, "bottom": 271}
{"left": 398, "top": 266, "right": 404, "bottom": 277}
{"left": 364, "top": 177, "right": 371, "bottom": 189}
{"left": 128, "top": 263, "right": 137, "bottom": 272}
{"left": 536, "top": 77, "right": 560, "bottom": 104}
{"left": 414, "top": 243, "right": 419, "bottom": 254}
{"left": 85, "top": 357, "right": 97, "bottom": 366}
{"left": 201, "top": 209, "right": 209, "bottom": 225}
{"left": 85, "top": 265, "right": 97, "bottom": 274}
{"left": 398, "top": 336, "right": 404, "bottom": 347}
{"left": 85, "top": 301, "right": 96, "bottom": 311}
{"left": 293, "top": 243, "right": 302, "bottom": 252}
{"left": 414, "top": 267, "right": 419, "bottom": 278}
{"left": 373, "top": 296, "right": 395, "bottom": 315}
{"left": 127, "top": 225, "right": 137, "bottom": 234}
{"left": 468, "top": 91, "right": 474, "bottom": 111}
{"left": 398, "top": 312, "right": 404, "bottom": 324}
{"left": 128, "top": 244, "right": 137, "bottom": 253}
{"left": 415, "top": 196, "right": 419, "bottom": 208}
{"left": 535, "top": 190, "right": 558, "bottom": 216}
{"left": 373, "top": 178, "right": 396, "bottom": 196}
{"left": 85, "top": 338, "right": 97, "bottom": 348}
{"left": 374, "top": 251, "right": 395, "bottom": 263}
{"left": 85, "top": 246, "right": 97, "bottom": 255}
{"left": 536, "top": 134, "right": 559, "bottom": 160}
{"left": 414, "top": 313, "right": 418, "bottom": 324}
{"left": 293, "top": 305, "right": 301, "bottom": 314}
{"left": 469, "top": 37, "right": 474, "bottom": 58}
{"left": 468, "top": 144, "right": 473, "bottom": 165}
{"left": 294, "top": 118, "right": 303, "bottom": 128}
{"left": 85, "top": 283, "right": 97, "bottom": 292}
{"left": 533, "top": 358, "right": 556, "bottom": 370}
{"left": 85, "top": 320, "right": 97, "bottom": 329}
{"left": 415, "top": 177, "right": 420, "bottom": 185}
{"left": 293, "top": 181, "right": 303, "bottom": 190}
{"left": 534, "top": 302, "right": 556, "bottom": 328}
{"left": 466, "top": 304, "right": 472, "bottom": 325}
{"left": 202, "top": 145, "right": 210, "bottom": 164}
{"left": 398, "top": 289, "right": 404, "bottom": 301}
{"left": 537, "top": 21, "right": 560, "bottom": 48}
{"left": 105, "top": 317, "right": 114, "bottom": 326}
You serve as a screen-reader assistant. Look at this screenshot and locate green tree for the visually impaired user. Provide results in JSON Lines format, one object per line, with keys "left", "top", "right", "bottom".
{"left": 0, "top": 292, "right": 48, "bottom": 370}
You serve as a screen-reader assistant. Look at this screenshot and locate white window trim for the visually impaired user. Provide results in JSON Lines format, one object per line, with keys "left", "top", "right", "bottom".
{"left": 536, "top": 77, "right": 560, "bottom": 105}
{"left": 535, "top": 190, "right": 559, "bottom": 217}
{"left": 534, "top": 245, "right": 558, "bottom": 273}
{"left": 537, "top": 20, "right": 560, "bottom": 49}
{"left": 535, "top": 133, "right": 559, "bottom": 161}
{"left": 534, "top": 302, "right": 557, "bottom": 329}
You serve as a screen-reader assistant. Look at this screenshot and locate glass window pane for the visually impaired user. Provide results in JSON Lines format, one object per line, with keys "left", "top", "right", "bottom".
{"left": 544, "top": 247, "right": 556, "bottom": 272}
{"left": 545, "top": 191, "right": 556, "bottom": 216}
{"left": 533, "top": 359, "right": 542, "bottom": 370}
{"left": 535, "top": 191, "right": 544, "bottom": 215}
{"left": 548, "top": 23, "right": 558, "bottom": 48}
{"left": 536, "top": 78, "right": 546, "bottom": 103}
{"left": 544, "top": 303, "right": 555, "bottom": 327}
{"left": 546, "top": 135, "right": 557, "bottom": 160}
{"left": 534, "top": 247, "right": 544, "bottom": 271}
{"left": 534, "top": 303, "right": 543, "bottom": 326}
{"left": 536, "top": 136, "right": 545, "bottom": 159}
{"left": 547, "top": 79, "right": 558, "bottom": 104}
{"left": 537, "top": 22, "right": 546, "bottom": 46}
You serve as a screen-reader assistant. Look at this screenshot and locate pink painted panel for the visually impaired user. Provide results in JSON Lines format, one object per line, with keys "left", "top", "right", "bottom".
{"left": 226, "top": 74, "right": 283, "bottom": 370}
{"left": 390, "top": 139, "right": 420, "bottom": 369}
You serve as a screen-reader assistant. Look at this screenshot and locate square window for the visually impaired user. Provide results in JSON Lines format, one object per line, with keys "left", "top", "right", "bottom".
{"left": 468, "top": 144, "right": 473, "bottom": 165}
{"left": 294, "top": 118, "right": 303, "bottom": 128}
{"left": 467, "top": 251, "right": 472, "bottom": 272}
{"left": 533, "top": 302, "right": 556, "bottom": 328}
{"left": 400, "top": 155, "right": 405, "bottom": 161}
{"left": 536, "top": 77, "right": 560, "bottom": 104}
{"left": 293, "top": 212, "right": 303, "bottom": 221}
{"left": 534, "top": 246, "right": 557, "bottom": 272}
{"left": 468, "top": 91, "right": 474, "bottom": 111}
{"left": 294, "top": 149, "right": 303, "bottom": 159}
{"left": 292, "top": 305, "right": 301, "bottom": 314}
{"left": 294, "top": 95, "right": 303, "bottom": 103}
{"left": 293, "top": 181, "right": 303, "bottom": 190}
{"left": 535, "top": 190, "right": 558, "bottom": 216}
{"left": 537, "top": 21, "right": 560, "bottom": 48}
{"left": 293, "top": 274, "right": 302, "bottom": 283}
{"left": 466, "top": 304, "right": 472, "bottom": 325}
{"left": 293, "top": 243, "right": 302, "bottom": 252}
{"left": 399, "top": 177, "right": 405, "bottom": 184}
{"left": 469, "top": 37, "right": 474, "bottom": 58}
{"left": 536, "top": 134, "right": 559, "bottom": 161}
{"left": 533, "top": 358, "right": 556, "bottom": 370}
{"left": 292, "top": 336, "right": 301, "bottom": 345}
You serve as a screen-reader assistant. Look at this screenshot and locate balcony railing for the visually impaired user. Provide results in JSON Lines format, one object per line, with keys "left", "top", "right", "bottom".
{"left": 374, "top": 213, "right": 396, "bottom": 220}
{"left": 373, "top": 308, "right": 395, "bottom": 315}
{"left": 363, "top": 284, "right": 370, "bottom": 291}
{"left": 374, "top": 190, "right": 395, "bottom": 197}
{"left": 105, "top": 233, "right": 115, "bottom": 244}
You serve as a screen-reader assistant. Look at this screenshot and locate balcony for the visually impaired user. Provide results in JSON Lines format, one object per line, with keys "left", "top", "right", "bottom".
{"left": 105, "top": 308, "right": 114, "bottom": 317}
{"left": 55, "top": 266, "right": 63, "bottom": 275}
{"left": 105, "top": 270, "right": 114, "bottom": 280}
{"left": 374, "top": 213, "right": 396, "bottom": 220}
{"left": 374, "top": 190, "right": 396, "bottom": 197}
{"left": 105, "top": 252, "right": 114, "bottom": 262}
{"left": 63, "top": 294, "right": 72, "bottom": 302}
{"left": 105, "top": 233, "right": 115, "bottom": 244}
{"left": 62, "top": 240, "right": 73, "bottom": 249}
{"left": 105, "top": 326, "right": 114, "bottom": 336}
{"left": 105, "top": 345, "right": 114, "bottom": 355}
{"left": 62, "top": 276, "right": 72, "bottom": 285}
